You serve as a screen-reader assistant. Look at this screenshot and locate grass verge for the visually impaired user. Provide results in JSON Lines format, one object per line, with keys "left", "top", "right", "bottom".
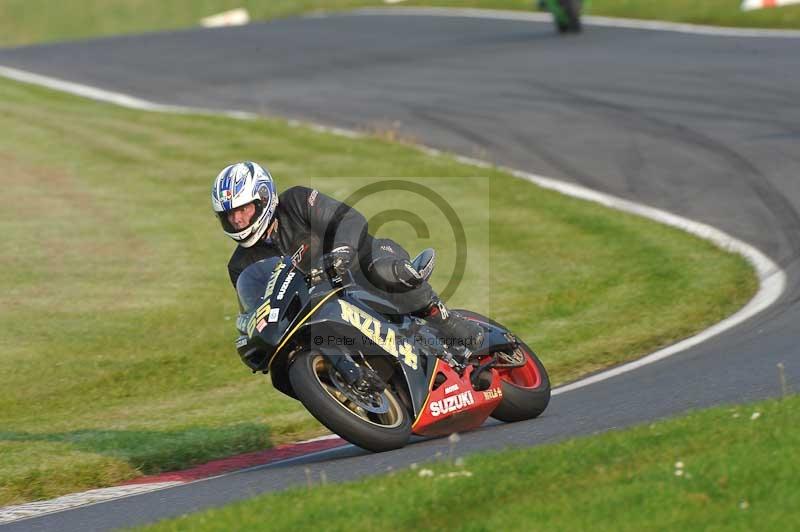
{"left": 1, "top": 1, "right": 799, "bottom": 48}
{"left": 139, "top": 395, "right": 800, "bottom": 531}
{"left": 0, "top": 73, "right": 755, "bottom": 505}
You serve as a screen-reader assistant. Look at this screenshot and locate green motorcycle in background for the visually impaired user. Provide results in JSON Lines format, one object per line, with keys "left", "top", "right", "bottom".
{"left": 542, "top": 0, "right": 584, "bottom": 33}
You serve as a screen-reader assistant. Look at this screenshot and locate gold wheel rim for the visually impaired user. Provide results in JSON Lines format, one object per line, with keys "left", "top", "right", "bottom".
{"left": 311, "top": 355, "right": 405, "bottom": 429}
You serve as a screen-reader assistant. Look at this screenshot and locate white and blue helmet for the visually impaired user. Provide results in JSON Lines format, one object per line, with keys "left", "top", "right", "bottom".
{"left": 211, "top": 161, "right": 278, "bottom": 248}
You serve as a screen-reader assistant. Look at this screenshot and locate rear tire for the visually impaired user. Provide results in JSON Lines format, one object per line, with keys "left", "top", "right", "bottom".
{"left": 455, "top": 310, "right": 551, "bottom": 422}
{"left": 288, "top": 350, "right": 411, "bottom": 452}
{"left": 490, "top": 345, "right": 551, "bottom": 422}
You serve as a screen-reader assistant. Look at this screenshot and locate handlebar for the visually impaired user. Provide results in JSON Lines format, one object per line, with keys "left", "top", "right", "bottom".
{"left": 305, "top": 265, "right": 355, "bottom": 289}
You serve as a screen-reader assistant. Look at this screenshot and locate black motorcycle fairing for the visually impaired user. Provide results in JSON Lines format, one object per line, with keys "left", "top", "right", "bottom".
{"left": 236, "top": 257, "right": 316, "bottom": 370}
{"left": 235, "top": 256, "right": 528, "bottom": 421}
{"left": 342, "top": 286, "right": 403, "bottom": 320}
{"left": 236, "top": 259, "right": 278, "bottom": 313}
{"left": 257, "top": 292, "right": 432, "bottom": 412}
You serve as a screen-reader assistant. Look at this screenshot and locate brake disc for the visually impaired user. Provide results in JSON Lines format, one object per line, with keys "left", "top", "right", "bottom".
{"left": 494, "top": 346, "right": 527, "bottom": 368}
{"left": 328, "top": 366, "right": 390, "bottom": 415}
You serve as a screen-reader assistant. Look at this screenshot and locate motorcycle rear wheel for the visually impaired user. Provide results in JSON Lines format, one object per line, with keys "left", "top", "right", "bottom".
{"left": 289, "top": 350, "right": 412, "bottom": 452}
{"left": 490, "top": 342, "right": 551, "bottom": 421}
{"left": 456, "top": 310, "right": 551, "bottom": 422}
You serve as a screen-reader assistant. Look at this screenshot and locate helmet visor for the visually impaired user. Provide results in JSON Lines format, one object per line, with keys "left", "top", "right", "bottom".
{"left": 217, "top": 200, "right": 264, "bottom": 235}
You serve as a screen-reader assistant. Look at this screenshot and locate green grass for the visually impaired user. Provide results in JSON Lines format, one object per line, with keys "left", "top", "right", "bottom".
{"left": 139, "top": 395, "right": 800, "bottom": 531}
{"left": 586, "top": 0, "right": 800, "bottom": 28}
{"left": 1, "top": 0, "right": 799, "bottom": 48}
{"left": 0, "top": 73, "right": 755, "bottom": 506}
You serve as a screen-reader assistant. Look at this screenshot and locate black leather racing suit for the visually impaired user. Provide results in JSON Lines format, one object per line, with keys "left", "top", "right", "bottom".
{"left": 228, "top": 186, "right": 433, "bottom": 314}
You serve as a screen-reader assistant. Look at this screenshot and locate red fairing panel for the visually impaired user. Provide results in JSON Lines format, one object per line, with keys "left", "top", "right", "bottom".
{"left": 412, "top": 362, "right": 504, "bottom": 437}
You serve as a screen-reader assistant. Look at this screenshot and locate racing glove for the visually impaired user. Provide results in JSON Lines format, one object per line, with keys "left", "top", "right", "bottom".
{"left": 321, "top": 245, "right": 356, "bottom": 276}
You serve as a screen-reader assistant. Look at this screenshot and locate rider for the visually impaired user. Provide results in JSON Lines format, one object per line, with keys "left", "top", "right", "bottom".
{"left": 212, "top": 161, "right": 484, "bottom": 360}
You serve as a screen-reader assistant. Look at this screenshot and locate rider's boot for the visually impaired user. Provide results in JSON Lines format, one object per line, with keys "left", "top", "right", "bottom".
{"left": 420, "top": 299, "right": 485, "bottom": 356}
{"left": 372, "top": 253, "right": 484, "bottom": 359}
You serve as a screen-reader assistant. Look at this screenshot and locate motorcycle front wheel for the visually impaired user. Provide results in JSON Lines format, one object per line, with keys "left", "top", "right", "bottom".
{"left": 288, "top": 350, "right": 412, "bottom": 452}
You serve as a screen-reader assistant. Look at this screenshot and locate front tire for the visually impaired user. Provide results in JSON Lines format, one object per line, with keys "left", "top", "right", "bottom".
{"left": 455, "top": 310, "right": 551, "bottom": 422}
{"left": 288, "top": 350, "right": 411, "bottom": 452}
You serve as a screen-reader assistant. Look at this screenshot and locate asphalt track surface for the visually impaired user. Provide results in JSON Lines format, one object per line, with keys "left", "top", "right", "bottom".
{"left": 2, "top": 11, "right": 799, "bottom": 531}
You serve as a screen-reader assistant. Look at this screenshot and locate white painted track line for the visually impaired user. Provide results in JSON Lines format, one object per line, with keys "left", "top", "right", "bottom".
{"left": 483, "top": 162, "right": 785, "bottom": 395}
{"left": 0, "top": 482, "right": 183, "bottom": 525}
{"left": 0, "top": 65, "right": 258, "bottom": 119}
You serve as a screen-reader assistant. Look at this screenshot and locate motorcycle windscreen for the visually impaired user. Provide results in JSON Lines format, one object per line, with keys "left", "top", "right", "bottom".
{"left": 236, "top": 257, "right": 284, "bottom": 312}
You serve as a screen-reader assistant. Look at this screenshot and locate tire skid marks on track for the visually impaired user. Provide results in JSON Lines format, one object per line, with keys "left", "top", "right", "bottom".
{"left": 517, "top": 78, "right": 800, "bottom": 267}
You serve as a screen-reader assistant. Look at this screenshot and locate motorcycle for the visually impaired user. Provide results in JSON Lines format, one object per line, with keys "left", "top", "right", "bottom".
{"left": 543, "top": 0, "right": 584, "bottom": 34}
{"left": 235, "top": 250, "right": 550, "bottom": 452}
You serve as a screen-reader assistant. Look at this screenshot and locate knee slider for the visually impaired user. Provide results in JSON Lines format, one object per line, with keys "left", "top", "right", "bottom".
{"left": 393, "top": 259, "right": 423, "bottom": 289}
{"left": 367, "top": 257, "right": 422, "bottom": 292}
